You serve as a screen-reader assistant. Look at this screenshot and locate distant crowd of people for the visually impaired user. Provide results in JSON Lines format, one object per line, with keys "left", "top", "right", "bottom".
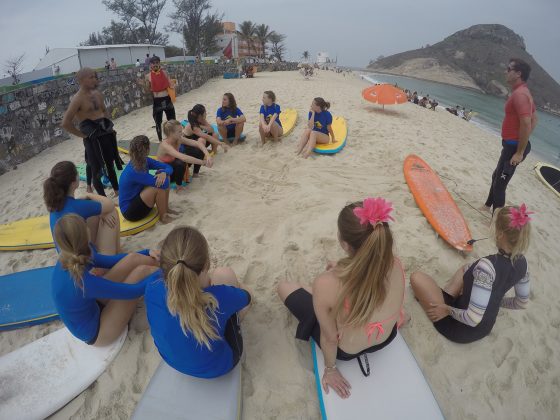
{"left": 445, "top": 105, "right": 475, "bottom": 121}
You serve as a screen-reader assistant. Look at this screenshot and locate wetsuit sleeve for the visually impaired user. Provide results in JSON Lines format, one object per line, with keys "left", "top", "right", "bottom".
{"left": 74, "top": 199, "right": 102, "bottom": 219}
{"left": 82, "top": 271, "right": 148, "bottom": 300}
{"left": 449, "top": 258, "right": 494, "bottom": 327}
{"left": 148, "top": 157, "right": 173, "bottom": 175}
{"left": 326, "top": 112, "right": 333, "bottom": 126}
{"left": 512, "top": 92, "right": 533, "bottom": 117}
{"left": 501, "top": 270, "right": 530, "bottom": 309}
{"left": 91, "top": 248, "right": 150, "bottom": 269}
{"left": 216, "top": 285, "right": 251, "bottom": 317}
{"left": 259, "top": 105, "right": 265, "bottom": 115}
{"left": 236, "top": 108, "right": 243, "bottom": 116}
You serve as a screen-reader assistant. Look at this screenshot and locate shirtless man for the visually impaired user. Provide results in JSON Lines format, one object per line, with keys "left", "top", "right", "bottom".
{"left": 61, "top": 67, "right": 122, "bottom": 197}
{"left": 145, "top": 56, "right": 176, "bottom": 141}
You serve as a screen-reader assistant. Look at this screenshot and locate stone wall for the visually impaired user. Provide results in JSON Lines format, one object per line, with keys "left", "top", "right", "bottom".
{"left": 0, "top": 61, "right": 297, "bottom": 175}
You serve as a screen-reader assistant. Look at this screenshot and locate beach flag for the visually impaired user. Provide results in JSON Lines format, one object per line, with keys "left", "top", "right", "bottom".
{"left": 223, "top": 40, "right": 233, "bottom": 59}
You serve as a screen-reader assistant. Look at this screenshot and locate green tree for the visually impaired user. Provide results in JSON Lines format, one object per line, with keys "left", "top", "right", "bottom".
{"left": 200, "top": 12, "right": 224, "bottom": 56}
{"left": 164, "top": 45, "right": 183, "bottom": 57}
{"left": 269, "top": 32, "right": 286, "bottom": 61}
{"left": 254, "top": 24, "right": 273, "bottom": 58}
{"left": 102, "top": 0, "right": 168, "bottom": 44}
{"left": 237, "top": 21, "right": 256, "bottom": 57}
{"left": 302, "top": 50, "right": 310, "bottom": 61}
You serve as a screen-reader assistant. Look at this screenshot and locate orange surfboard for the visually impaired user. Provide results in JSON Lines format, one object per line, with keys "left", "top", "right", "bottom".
{"left": 404, "top": 155, "right": 473, "bottom": 252}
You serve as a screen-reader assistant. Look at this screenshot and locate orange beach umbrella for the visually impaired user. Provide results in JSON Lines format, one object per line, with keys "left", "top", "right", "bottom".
{"left": 362, "top": 84, "right": 407, "bottom": 109}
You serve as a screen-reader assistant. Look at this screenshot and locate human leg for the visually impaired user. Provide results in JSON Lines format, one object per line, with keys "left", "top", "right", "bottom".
{"left": 153, "top": 99, "right": 164, "bottom": 141}
{"left": 93, "top": 265, "right": 159, "bottom": 346}
{"left": 303, "top": 131, "right": 329, "bottom": 158}
{"left": 95, "top": 208, "right": 121, "bottom": 255}
{"left": 270, "top": 122, "right": 283, "bottom": 141}
{"left": 259, "top": 124, "right": 267, "bottom": 145}
{"left": 296, "top": 128, "right": 311, "bottom": 155}
{"left": 410, "top": 271, "right": 446, "bottom": 314}
{"left": 183, "top": 144, "right": 205, "bottom": 175}
{"left": 233, "top": 122, "right": 245, "bottom": 145}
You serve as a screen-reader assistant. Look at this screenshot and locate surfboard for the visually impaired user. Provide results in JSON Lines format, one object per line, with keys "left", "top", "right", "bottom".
{"left": 0, "top": 327, "right": 127, "bottom": 419}
{"left": 0, "top": 266, "right": 57, "bottom": 331}
{"left": 117, "top": 140, "right": 159, "bottom": 157}
{"left": 313, "top": 116, "right": 348, "bottom": 154}
{"left": 404, "top": 154, "right": 473, "bottom": 252}
{"left": 76, "top": 164, "right": 181, "bottom": 189}
{"left": 311, "top": 333, "right": 443, "bottom": 420}
{"left": 133, "top": 361, "right": 242, "bottom": 420}
{"left": 534, "top": 162, "right": 560, "bottom": 199}
{"left": 278, "top": 108, "right": 298, "bottom": 137}
{"left": 180, "top": 121, "right": 247, "bottom": 142}
{"left": 0, "top": 207, "right": 159, "bottom": 251}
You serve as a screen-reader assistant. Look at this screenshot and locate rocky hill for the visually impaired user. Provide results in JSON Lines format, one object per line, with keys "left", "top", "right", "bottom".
{"left": 368, "top": 24, "right": 560, "bottom": 112}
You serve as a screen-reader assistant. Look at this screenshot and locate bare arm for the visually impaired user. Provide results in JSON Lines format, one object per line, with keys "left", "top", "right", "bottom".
{"left": 307, "top": 112, "right": 315, "bottom": 129}
{"left": 84, "top": 193, "right": 115, "bottom": 215}
{"left": 99, "top": 92, "right": 110, "bottom": 119}
{"left": 160, "top": 142, "right": 206, "bottom": 166}
{"left": 61, "top": 96, "right": 86, "bottom": 138}
{"left": 313, "top": 273, "right": 339, "bottom": 369}
{"left": 516, "top": 116, "right": 532, "bottom": 155}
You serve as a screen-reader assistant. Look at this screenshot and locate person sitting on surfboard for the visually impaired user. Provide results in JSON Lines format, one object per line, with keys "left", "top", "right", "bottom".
{"left": 259, "top": 90, "right": 283, "bottom": 145}
{"left": 410, "top": 204, "right": 531, "bottom": 343}
{"left": 157, "top": 120, "right": 213, "bottom": 193}
{"left": 119, "top": 135, "right": 177, "bottom": 224}
{"left": 277, "top": 198, "right": 406, "bottom": 398}
{"left": 44, "top": 161, "right": 120, "bottom": 255}
{"left": 145, "top": 226, "right": 252, "bottom": 378}
{"left": 216, "top": 93, "right": 246, "bottom": 146}
{"left": 296, "top": 97, "right": 335, "bottom": 158}
{"left": 52, "top": 214, "right": 159, "bottom": 346}
{"left": 145, "top": 56, "right": 176, "bottom": 142}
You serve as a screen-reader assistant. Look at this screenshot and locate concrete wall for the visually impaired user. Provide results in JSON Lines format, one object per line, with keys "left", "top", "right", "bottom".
{"left": 0, "top": 61, "right": 297, "bottom": 174}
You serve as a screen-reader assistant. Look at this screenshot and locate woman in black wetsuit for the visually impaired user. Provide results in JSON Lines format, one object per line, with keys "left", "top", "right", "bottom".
{"left": 410, "top": 205, "right": 532, "bottom": 343}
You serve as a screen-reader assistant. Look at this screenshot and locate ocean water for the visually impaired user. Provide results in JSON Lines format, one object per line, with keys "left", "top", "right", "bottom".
{"left": 360, "top": 72, "right": 560, "bottom": 166}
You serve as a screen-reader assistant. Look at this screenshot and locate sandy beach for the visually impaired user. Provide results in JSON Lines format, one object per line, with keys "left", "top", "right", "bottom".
{"left": 1, "top": 70, "right": 559, "bottom": 419}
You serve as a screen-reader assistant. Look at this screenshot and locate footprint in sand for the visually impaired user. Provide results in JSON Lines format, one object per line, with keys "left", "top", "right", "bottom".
{"left": 492, "top": 337, "right": 513, "bottom": 368}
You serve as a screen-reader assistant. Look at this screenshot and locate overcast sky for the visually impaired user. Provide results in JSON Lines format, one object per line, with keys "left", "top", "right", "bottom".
{"left": 1, "top": 0, "right": 559, "bottom": 82}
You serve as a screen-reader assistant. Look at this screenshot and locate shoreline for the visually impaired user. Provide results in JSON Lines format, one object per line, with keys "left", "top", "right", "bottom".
{"left": 1, "top": 70, "right": 559, "bottom": 420}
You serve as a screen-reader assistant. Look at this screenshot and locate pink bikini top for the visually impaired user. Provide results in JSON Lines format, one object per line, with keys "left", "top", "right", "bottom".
{"left": 341, "top": 258, "right": 406, "bottom": 344}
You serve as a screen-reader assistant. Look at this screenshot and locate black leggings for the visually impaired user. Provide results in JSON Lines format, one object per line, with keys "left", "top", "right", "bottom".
{"left": 485, "top": 140, "right": 531, "bottom": 210}
{"left": 224, "top": 314, "right": 243, "bottom": 368}
{"left": 181, "top": 144, "right": 205, "bottom": 174}
{"left": 153, "top": 96, "right": 176, "bottom": 141}
{"left": 84, "top": 149, "right": 119, "bottom": 196}
{"left": 168, "top": 158, "right": 186, "bottom": 186}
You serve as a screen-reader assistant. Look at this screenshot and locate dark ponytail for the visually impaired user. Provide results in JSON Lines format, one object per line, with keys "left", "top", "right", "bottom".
{"left": 187, "top": 104, "right": 206, "bottom": 128}
{"left": 313, "top": 97, "right": 330, "bottom": 111}
{"left": 43, "top": 161, "right": 78, "bottom": 212}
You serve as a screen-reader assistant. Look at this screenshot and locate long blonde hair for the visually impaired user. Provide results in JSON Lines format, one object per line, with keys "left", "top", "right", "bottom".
{"left": 54, "top": 214, "right": 92, "bottom": 288}
{"left": 495, "top": 206, "right": 531, "bottom": 260}
{"left": 334, "top": 201, "right": 394, "bottom": 327}
{"left": 160, "top": 226, "right": 220, "bottom": 349}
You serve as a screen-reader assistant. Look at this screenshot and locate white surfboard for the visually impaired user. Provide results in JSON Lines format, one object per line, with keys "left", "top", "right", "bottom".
{"left": 133, "top": 361, "right": 242, "bottom": 420}
{"left": 0, "top": 327, "right": 127, "bottom": 420}
{"left": 311, "top": 332, "right": 443, "bottom": 420}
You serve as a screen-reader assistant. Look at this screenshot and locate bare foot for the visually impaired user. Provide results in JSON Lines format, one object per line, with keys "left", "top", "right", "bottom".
{"left": 160, "top": 214, "right": 176, "bottom": 224}
{"left": 167, "top": 207, "right": 180, "bottom": 215}
{"left": 302, "top": 148, "right": 312, "bottom": 159}
{"left": 86, "top": 185, "right": 93, "bottom": 193}
{"left": 233, "top": 139, "right": 239, "bottom": 146}
{"left": 193, "top": 173, "right": 200, "bottom": 178}
{"left": 479, "top": 205, "right": 492, "bottom": 214}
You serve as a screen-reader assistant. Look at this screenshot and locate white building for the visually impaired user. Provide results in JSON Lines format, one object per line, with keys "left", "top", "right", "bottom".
{"left": 316, "top": 52, "right": 330, "bottom": 65}
{"left": 34, "top": 44, "right": 166, "bottom": 75}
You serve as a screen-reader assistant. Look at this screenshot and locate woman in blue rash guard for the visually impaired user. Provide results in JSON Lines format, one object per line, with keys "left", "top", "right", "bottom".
{"left": 52, "top": 214, "right": 159, "bottom": 346}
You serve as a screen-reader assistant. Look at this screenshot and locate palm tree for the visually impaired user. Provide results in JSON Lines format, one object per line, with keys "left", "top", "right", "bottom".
{"left": 302, "top": 50, "right": 310, "bottom": 61}
{"left": 269, "top": 32, "right": 286, "bottom": 61}
{"left": 254, "top": 24, "right": 273, "bottom": 59}
{"left": 237, "top": 21, "right": 256, "bottom": 57}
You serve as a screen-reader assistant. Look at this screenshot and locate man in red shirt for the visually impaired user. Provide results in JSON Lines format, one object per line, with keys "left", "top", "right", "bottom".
{"left": 145, "top": 56, "right": 176, "bottom": 141}
{"left": 483, "top": 58, "right": 538, "bottom": 213}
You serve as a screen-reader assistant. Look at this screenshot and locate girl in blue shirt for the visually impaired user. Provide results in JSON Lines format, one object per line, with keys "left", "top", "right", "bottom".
{"left": 296, "top": 97, "right": 335, "bottom": 158}
{"left": 118, "top": 135, "right": 177, "bottom": 224}
{"left": 44, "top": 161, "right": 120, "bottom": 255}
{"left": 259, "top": 90, "right": 283, "bottom": 145}
{"left": 216, "top": 93, "right": 246, "bottom": 146}
{"left": 145, "top": 226, "right": 252, "bottom": 378}
{"left": 53, "top": 214, "right": 159, "bottom": 346}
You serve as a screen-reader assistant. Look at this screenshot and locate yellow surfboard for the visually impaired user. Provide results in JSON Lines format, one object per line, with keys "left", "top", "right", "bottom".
{"left": 279, "top": 108, "right": 298, "bottom": 137}
{"left": 0, "top": 208, "right": 159, "bottom": 252}
{"left": 313, "top": 116, "right": 348, "bottom": 154}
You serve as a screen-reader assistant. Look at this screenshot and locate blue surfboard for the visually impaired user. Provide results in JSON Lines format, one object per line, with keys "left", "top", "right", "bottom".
{"left": 180, "top": 121, "right": 246, "bottom": 142}
{"left": 0, "top": 266, "right": 58, "bottom": 331}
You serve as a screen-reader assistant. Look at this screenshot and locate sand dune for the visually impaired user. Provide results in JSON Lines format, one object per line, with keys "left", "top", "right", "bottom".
{"left": 0, "top": 70, "right": 558, "bottom": 419}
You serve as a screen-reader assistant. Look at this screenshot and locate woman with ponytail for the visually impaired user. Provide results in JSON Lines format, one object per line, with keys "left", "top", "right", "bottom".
{"left": 411, "top": 204, "right": 532, "bottom": 343}
{"left": 145, "top": 226, "right": 251, "bottom": 378}
{"left": 183, "top": 104, "right": 228, "bottom": 177}
{"left": 44, "top": 160, "right": 120, "bottom": 254}
{"left": 52, "top": 214, "right": 159, "bottom": 346}
{"left": 277, "top": 198, "right": 405, "bottom": 398}
{"left": 296, "top": 97, "right": 335, "bottom": 158}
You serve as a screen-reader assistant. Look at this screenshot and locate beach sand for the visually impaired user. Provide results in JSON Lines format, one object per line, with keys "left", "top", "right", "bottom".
{"left": 1, "top": 70, "right": 559, "bottom": 419}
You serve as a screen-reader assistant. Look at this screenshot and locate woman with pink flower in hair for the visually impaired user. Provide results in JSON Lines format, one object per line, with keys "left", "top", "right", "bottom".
{"left": 411, "top": 204, "right": 532, "bottom": 343}
{"left": 277, "top": 198, "right": 406, "bottom": 399}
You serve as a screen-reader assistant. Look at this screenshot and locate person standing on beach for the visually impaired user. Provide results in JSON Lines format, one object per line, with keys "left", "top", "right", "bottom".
{"left": 145, "top": 56, "right": 176, "bottom": 141}
{"left": 61, "top": 67, "right": 122, "bottom": 197}
{"left": 482, "top": 58, "right": 537, "bottom": 213}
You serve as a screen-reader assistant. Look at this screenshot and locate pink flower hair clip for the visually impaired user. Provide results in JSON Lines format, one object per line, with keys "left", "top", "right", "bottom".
{"left": 509, "top": 203, "right": 534, "bottom": 230}
{"left": 353, "top": 197, "right": 394, "bottom": 227}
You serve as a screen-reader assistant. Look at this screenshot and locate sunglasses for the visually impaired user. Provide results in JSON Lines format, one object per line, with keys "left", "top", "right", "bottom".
{"left": 506, "top": 66, "right": 516, "bottom": 72}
